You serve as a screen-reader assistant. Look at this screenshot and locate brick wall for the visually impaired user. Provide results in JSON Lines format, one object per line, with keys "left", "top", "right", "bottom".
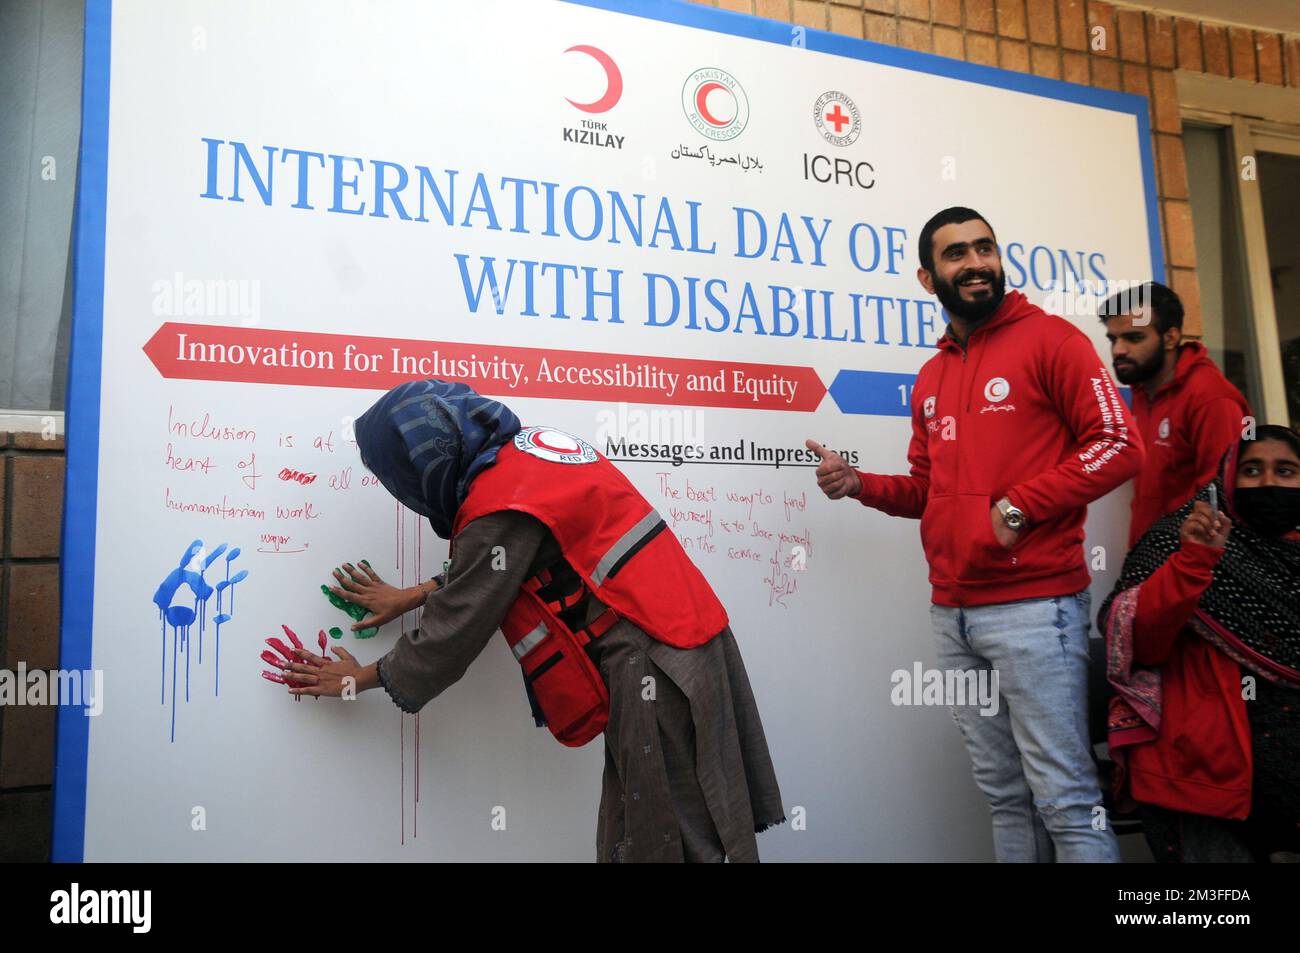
{"left": 702, "top": 0, "right": 1300, "bottom": 336}
{"left": 0, "top": 432, "right": 65, "bottom": 861}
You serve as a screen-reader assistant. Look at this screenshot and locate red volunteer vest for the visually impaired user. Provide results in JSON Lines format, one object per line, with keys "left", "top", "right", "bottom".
{"left": 451, "top": 427, "right": 728, "bottom": 745}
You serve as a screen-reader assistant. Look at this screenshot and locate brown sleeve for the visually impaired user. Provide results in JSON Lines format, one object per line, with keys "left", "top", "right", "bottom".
{"left": 376, "top": 511, "right": 550, "bottom": 712}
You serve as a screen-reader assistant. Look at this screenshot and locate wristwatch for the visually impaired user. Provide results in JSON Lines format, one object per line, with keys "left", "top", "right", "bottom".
{"left": 996, "top": 497, "right": 1027, "bottom": 531}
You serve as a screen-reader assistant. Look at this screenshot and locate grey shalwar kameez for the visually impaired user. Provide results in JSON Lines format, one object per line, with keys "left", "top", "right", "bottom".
{"left": 376, "top": 509, "right": 785, "bottom": 862}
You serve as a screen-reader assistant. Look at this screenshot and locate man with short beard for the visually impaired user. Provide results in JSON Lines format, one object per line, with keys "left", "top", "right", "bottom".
{"left": 1099, "top": 281, "right": 1251, "bottom": 547}
{"left": 806, "top": 207, "right": 1144, "bottom": 862}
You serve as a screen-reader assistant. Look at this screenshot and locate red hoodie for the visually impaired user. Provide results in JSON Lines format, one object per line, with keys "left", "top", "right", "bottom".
{"left": 1124, "top": 529, "right": 1300, "bottom": 819}
{"left": 1126, "top": 341, "right": 1251, "bottom": 547}
{"left": 854, "top": 290, "right": 1144, "bottom": 607}
{"left": 1124, "top": 539, "right": 1253, "bottom": 819}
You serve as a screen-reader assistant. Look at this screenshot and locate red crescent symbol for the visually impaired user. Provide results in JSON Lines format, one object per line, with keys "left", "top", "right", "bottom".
{"left": 695, "top": 81, "right": 732, "bottom": 127}
{"left": 531, "top": 430, "right": 580, "bottom": 453}
{"left": 564, "top": 45, "right": 622, "bottom": 113}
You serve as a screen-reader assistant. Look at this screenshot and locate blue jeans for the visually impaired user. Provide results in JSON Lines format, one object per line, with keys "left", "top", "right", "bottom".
{"left": 930, "top": 591, "right": 1119, "bottom": 863}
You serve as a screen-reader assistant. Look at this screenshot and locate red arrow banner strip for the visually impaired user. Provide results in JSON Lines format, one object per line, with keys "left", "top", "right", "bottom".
{"left": 142, "top": 322, "right": 827, "bottom": 412}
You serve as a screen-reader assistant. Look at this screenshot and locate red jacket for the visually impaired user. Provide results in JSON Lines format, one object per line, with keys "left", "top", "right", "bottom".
{"left": 1126, "top": 541, "right": 1251, "bottom": 818}
{"left": 854, "top": 290, "right": 1144, "bottom": 607}
{"left": 1126, "top": 342, "right": 1251, "bottom": 547}
{"left": 1125, "top": 530, "right": 1300, "bottom": 819}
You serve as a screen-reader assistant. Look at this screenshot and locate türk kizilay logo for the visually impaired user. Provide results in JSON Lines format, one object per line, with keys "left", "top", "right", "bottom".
{"left": 561, "top": 44, "right": 625, "bottom": 151}
{"left": 681, "top": 67, "right": 749, "bottom": 141}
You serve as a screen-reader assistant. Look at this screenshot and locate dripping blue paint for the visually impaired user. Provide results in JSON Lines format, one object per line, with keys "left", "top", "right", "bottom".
{"left": 151, "top": 541, "right": 248, "bottom": 742}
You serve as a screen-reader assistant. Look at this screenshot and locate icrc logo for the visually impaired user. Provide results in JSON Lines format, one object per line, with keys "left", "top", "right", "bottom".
{"left": 983, "top": 377, "right": 1010, "bottom": 403}
{"left": 923, "top": 395, "right": 937, "bottom": 419}
{"left": 681, "top": 67, "right": 749, "bottom": 141}
{"left": 813, "top": 90, "right": 861, "bottom": 147}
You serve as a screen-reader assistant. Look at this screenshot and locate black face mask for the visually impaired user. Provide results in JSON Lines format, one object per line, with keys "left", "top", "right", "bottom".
{"left": 1234, "top": 486, "right": 1300, "bottom": 538}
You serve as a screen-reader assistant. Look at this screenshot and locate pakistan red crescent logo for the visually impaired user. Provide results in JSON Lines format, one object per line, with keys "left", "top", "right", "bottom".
{"left": 515, "top": 427, "right": 598, "bottom": 464}
{"left": 681, "top": 67, "right": 749, "bottom": 141}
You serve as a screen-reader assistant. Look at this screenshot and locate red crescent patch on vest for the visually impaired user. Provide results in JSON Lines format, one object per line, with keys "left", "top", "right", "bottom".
{"left": 514, "top": 426, "right": 598, "bottom": 464}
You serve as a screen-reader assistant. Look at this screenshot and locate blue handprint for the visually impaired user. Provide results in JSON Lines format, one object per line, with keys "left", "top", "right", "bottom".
{"left": 152, "top": 540, "right": 249, "bottom": 742}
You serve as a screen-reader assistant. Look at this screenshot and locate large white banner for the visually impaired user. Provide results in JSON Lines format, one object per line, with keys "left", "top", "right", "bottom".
{"left": 56, "top": 0, "right": 1161, "bottom": 861}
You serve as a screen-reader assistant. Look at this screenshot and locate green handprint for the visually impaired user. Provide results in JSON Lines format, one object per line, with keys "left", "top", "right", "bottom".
{"left": 321, "top": 560, "right": 379, "bottom": 639}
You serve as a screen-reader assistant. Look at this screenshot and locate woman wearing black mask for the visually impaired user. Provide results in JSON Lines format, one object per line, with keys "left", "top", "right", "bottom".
{"left": 1102, "top": 424, "right": 1300, "bottom": 862}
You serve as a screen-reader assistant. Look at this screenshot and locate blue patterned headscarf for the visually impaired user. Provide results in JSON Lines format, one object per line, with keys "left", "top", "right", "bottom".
{"left": 353, "top": 380, "right": 522, "bottom": 538}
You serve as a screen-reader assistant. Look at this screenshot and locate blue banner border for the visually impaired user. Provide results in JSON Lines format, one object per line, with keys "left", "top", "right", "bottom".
{"left": 52, "top": 0, "right": 1165, "bottom": 861}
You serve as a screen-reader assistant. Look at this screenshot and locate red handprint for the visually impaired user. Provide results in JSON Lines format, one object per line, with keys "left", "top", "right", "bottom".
{"left": 260, "top": 625, "right": 323, "bottom": 702}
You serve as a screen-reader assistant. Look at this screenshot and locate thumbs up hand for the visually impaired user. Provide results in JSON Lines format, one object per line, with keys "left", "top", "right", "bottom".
{"left": 806, "top": 440, "right": 862, "bottom": 500}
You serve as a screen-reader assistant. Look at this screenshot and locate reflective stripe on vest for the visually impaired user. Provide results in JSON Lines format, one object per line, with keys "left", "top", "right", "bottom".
{"left": 511, "top": 623, "right": 548, "bottom": 661}
{"left": 591, "top": 509, "right": 666, "bottom": 586}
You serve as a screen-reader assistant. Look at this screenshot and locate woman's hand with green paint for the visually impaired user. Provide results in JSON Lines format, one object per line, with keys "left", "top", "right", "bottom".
{"left": 327, "top": 560, "right": 426, "bottom": 632}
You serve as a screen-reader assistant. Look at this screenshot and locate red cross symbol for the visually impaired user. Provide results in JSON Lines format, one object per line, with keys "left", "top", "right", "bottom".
{"left": 825, "top": 104, "right": 850, "bottom": 132}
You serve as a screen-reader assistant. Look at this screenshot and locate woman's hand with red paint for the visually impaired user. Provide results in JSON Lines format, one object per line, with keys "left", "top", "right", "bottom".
{"left": 329, "top": 560, "right": 429, "bottom": 631}
{"left": 283, "top": 645, "right": 370, "bottom": 698}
